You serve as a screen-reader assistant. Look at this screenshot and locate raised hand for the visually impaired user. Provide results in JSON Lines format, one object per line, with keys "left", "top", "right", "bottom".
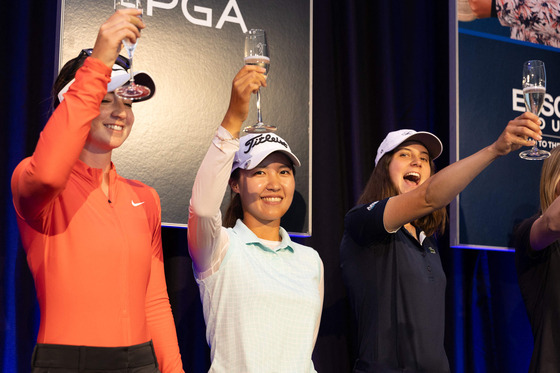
{"left": 91, "top": 8, "right": 144, "bottom": 69}
{"left": 221, "top": 65, "right": 267, "bottom": 137}
{"left": 491, "top": 111, "right": 542, "bottom": 156}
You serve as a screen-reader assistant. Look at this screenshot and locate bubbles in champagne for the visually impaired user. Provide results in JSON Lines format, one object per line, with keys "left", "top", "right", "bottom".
{"left": 523, "top": 86, "right": 546, "bottom": 115}
{"left": 244, "top": 56, "right": 270, "bottom": 76}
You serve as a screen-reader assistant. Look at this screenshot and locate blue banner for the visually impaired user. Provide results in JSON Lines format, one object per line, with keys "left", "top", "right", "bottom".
{"left": 457, "top": 23, "right": 560, "bottom": 249}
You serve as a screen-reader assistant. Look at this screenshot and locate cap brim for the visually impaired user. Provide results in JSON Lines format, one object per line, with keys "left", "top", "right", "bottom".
{"left": 232, "top": 149, "right": 301, "bottom": 173}
{"left": 247, "top": 149, "right": 301, "bottom": 169}
{"left": 271, "top": 150, "right": 301, "bottom": 168}
{"left": 401, "top": 132, "right": 443, "bottom": 161}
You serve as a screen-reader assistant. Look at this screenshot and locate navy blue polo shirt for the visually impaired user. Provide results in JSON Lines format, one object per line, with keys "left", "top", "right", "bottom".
{"left": 340, "top": 198, "right": 449, "bottom": 373}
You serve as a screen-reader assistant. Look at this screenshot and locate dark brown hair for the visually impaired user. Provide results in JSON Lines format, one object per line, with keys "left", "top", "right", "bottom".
{"left": 224, "top": 169, "right": 244, "bottom": 228}
{"left": 52, "top": 51, "right": 90, "bottom": 110}
{"left": 357, "top": 149, "right": 447, "bottom": 236}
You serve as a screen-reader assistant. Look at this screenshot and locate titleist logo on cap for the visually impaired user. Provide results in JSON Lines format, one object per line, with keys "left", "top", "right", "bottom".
{"left": 243, "top": 134, "right": 288, "bottom": 154}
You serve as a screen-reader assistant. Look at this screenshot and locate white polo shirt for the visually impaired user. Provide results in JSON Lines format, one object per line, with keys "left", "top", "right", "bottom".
{"left": 188, "top": 127, "right": 323, "bottom": 372}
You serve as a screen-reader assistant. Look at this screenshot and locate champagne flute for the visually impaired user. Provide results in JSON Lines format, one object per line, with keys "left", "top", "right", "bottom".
{"left": 243, "top": 29, "right": 276, "bottom": 133}
{"left": 113, "top": 0, "right": 151, "bottom": 100}
{"left": 519, "top": 60, "right": 549, "bottom": 160}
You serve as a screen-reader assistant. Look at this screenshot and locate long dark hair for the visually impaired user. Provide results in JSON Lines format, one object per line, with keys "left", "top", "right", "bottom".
{"left": 357, "top": 150, "right": 447, "bottom": 236}
{"left": 224, "top": 169, "right": 244, "bottom": 228}
{"left": 52, "top": 50, "right": 90, "bottom": 110}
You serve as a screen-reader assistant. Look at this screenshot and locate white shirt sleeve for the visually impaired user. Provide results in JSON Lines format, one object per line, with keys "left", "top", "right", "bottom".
{"left": 187, "top": 127, "right": 239, "bottom": 278}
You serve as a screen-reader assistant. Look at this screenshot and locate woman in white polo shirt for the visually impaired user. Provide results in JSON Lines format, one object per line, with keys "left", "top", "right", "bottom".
{"left": 187, "top": 65, "right": 323, "bottom": 372}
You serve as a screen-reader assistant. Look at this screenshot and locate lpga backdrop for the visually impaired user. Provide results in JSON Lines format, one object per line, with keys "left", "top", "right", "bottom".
{"left": 453, "top": 17, "right": 560, "bottom": 250}
{"left": 59, "top": 0, "right": 312, "bottom": 233}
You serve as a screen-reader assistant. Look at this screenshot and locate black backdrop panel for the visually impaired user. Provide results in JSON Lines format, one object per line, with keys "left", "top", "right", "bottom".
{"left": 59, "top": 0, "right": 312, "bottom": 233}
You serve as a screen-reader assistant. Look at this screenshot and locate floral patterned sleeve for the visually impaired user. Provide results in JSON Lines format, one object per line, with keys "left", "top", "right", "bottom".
{"left": 496, "top": 0, "right": 560, "bottom": 47}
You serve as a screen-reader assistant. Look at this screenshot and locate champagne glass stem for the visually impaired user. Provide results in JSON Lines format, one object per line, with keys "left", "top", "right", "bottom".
{"left": 528, "top": 106, "right": 541, "bottom": 153}
{"left": 529, "top": 131, "right": 539, "bottom": 153}
{"left": 256, "top": 88, "right": 262, "bottom": 123}
{"left": 128, "top": 53, "right": 136, "bottom": 86}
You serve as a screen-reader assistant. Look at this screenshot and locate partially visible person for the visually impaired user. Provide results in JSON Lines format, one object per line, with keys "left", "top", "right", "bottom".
{"left": 514, "top": 145, "right": 560, "bottom": 373}
{"left": 458, "top": 0, "right": 560, "bottom": 47}
{"left": 11, "top": 9, "right": 183, "bottom": 373}
{"left": 187, "top": 65, "right": 323, "bottom": 372}
{"left": 340, "top": 112, "right": 542, "bottom": 372}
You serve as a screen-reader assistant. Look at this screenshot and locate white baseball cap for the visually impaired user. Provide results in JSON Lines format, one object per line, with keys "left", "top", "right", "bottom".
{"left": 57, "top": 63, "right": 155, "bottom": 104}
{"left": 232, "top": 133, "right": 301, "bottom": 173}
{"left": 375, "top": 129, "right": 443, "bottom": 166}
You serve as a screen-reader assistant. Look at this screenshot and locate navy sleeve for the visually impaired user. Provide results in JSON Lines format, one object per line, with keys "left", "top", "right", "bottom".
{"left": 344, "top": 198, "right": 390, "bottom": 247}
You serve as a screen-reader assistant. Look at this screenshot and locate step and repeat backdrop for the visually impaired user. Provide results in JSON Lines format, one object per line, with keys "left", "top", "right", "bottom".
{"left": 58, "top": 0, "right": 312, "bottom": 234}
{"left": 453, "top": 4, "right": 560, "bottom": 250}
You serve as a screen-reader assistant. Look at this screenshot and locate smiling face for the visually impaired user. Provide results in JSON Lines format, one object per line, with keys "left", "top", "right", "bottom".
{"left": 231, "top": 152, "right": 295, "bottom": 229}
{"left": 83, "top": 93, "right": 134, "bottom": 154}
{"left": 388, "top": 141, "right": 432, "bottom": 195}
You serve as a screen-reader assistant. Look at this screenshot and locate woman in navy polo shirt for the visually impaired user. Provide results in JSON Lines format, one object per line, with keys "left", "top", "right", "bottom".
{"left": 340, "top": 112, "right": 541, "bottom": 373}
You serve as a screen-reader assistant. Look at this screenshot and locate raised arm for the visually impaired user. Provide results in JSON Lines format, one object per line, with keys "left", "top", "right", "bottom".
{"left": 383, "top": 112, "right": 541, "bottom": 232}
{"left": 11, "top": 9, "right": 144, "bottom": 220}
{"left": 530, "top": 194, "right": 560, "bottom": 251}
{"left": 220, "top": 65, "right": 267, "bottom": 137}
{"left": 187, "top": 65, "right": 266, "bottom": 273}
{"left": 468, "top": 0, "right": 493, "bottom": 19}
{"left": 91, "top": 8, "right": 144, "bottom": 69}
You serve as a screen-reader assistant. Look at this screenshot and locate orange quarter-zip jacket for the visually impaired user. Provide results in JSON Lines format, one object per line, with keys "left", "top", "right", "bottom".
{"left": 11, "top": 57, "right": 183, "bottom": 372}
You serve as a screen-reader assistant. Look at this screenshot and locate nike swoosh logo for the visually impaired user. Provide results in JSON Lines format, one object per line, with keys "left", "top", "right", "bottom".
{"left": 131, "top": 201, "right": 145, "bottom": 207}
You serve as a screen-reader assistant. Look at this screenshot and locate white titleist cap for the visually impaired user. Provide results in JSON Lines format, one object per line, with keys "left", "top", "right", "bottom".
{"left": 232, "top": 133, "right": 301, "bottom": 173}
{"left": 375, "top": 129, "right": 443, "bottom": 166}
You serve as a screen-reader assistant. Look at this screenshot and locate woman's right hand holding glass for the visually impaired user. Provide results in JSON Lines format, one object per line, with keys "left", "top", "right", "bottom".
{"left": 490, "top": 111, "right": 542, "bottom": 156}
{"left": 90, "top": 9, "right": 144, "bottom": 69}
{"left": 221, "top": 65, "right": 267, "bottom": 137}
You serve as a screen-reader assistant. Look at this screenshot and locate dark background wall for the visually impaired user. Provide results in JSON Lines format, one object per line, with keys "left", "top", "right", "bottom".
{"left": 1, "top": 1, "right": 534, "bottom": 372}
